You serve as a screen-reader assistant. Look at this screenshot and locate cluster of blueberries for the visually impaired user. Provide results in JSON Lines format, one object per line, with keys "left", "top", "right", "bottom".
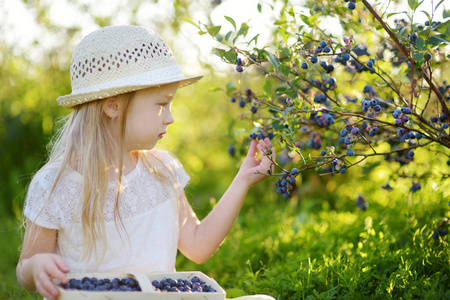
{"left": 230, "top": 88, "right": 260, "bottom": 114}
{"left": 236, "top": 57, "right": 244, "bottom": 73}
{"left": 60, "top": 276, "right": 141, "bottom": 292}
{"left": 276, "top": 168, "right": 299, "bottom": 198}
{"left": 334, "top": 52, "right": 351, "bottom": 65}
{"left": 248, "top": 123, "right": 275, "bottom": 142}
{"left": 361, "top": 98, "right": 382, "bottom": 114}
{"left": 339, "top": 125, "right": 360, "bottom": 146}
{"left": 393, "top": 107, "right": 411, "bottom": 125}
{"left": 310, "top": 112, "right": 336, "bottom": 128}
{"left": 331, "top": 158, "right": 347, "bottom": 174}
{"left": 355, "top": 194, "right": 368, "bottom": 210}
{"left": 151, "top": 276, "right": 217, "bottom": 293}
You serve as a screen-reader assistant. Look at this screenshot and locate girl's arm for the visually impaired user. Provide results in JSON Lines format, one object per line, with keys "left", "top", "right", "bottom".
{"left": 16, "top": 219, "right": 69, "bottom": 300}
{"left": 178, "top": 138, "right": 274, "bottom": 264}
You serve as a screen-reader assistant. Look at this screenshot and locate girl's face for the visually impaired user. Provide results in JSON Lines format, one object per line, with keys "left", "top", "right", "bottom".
{"left": 124, "top": 82, "right": 177, "bottom": 151}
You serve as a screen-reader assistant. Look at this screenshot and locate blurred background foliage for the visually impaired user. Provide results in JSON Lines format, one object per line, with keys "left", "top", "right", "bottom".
{"left": 1, "top": 0, "right": 449, "bottom": 299}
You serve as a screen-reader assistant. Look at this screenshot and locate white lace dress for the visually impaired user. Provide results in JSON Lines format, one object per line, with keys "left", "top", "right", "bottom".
{"left": 24, "top": 149, "right": 189, "bottom": 274}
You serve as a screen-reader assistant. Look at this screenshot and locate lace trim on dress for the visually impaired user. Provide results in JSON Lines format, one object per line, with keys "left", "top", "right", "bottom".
{"left": 24, "top": 149, "right": 189, "bottom": 229}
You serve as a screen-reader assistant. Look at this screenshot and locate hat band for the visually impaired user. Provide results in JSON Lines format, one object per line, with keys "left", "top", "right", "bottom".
{"left": 70, "top": 64, "right": 184, "bottom": 96}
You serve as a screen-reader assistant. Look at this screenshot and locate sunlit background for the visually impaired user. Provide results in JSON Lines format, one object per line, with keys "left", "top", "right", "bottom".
{"left": 1, "top": 0, "right": 449, "bottom": 299}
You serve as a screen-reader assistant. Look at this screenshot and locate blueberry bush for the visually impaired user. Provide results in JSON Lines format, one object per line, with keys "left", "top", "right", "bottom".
{"left": 192, "top": 0, "right": 450, "bottom": 199}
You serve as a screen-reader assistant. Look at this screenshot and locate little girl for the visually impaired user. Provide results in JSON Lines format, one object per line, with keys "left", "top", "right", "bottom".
{"left": 16, "top": 25, "right": 275, "bottom": 300}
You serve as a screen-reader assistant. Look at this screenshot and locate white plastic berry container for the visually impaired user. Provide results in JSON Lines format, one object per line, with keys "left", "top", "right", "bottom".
{"left": 55, "top": 271, "right": 226, "bottom": 300}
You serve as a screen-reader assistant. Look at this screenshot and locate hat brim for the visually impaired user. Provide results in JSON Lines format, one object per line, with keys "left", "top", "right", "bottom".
{"left": 57, "top": 72, "right": 203, "bottom": 108}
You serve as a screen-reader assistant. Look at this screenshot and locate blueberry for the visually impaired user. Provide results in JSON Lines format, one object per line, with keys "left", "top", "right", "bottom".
{"left": 236, "top": 65, "right": 244, "bottom": 73}
{"left": 374, "top": 105, "right": 381, "bottom": 112}
{"left": 301, "top": 62, "right": 309, "bottom": 69}
{"left": 340, "top": 129, "right": 348, "bottom": 137}
{"left": 311, "top": 56, "right": 318, "bottom": 63}
{"left": 291, "top": 168, "right": 299, "bottom": 175}
{"left": 342, "top": 53, "right": 350, "bottom": 61}
{"left": 251, "top": 106, "right": 258, "bottom": 113}
{"left": 238, "top": 100, "right": 245, "bottom": 107}
{"left": 351, "top": 128, "right": 359, "bottom": 135}
{"left": 346, "top": 149, "right": 355, "bottom": 156}
{"left": 228, "top": 145, "right": 236, "bottom": 157}
{"left": 348, "top": 2, "right": 356, "bottom": 10}
{"left": 323, "top": 46, "right": 331, "bottom": 53}
{"left": 363, "top": 84, "right": 372, "bottom": 93}
{"left": 320, "top": 149, "right": 327, "bottom": 156}
{"left": 410, "top": 33, "right": 417, "bottom": 45}
{"left": 320, "top": 40, "right": 327, "bottom": 48}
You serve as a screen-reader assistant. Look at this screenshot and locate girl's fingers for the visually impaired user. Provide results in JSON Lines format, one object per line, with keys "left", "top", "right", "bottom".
{"left": 36, "top": 272, "right": 58, "bottom": 300}
{"left": 246, "top": 139, "right": 258, "bottom": 158}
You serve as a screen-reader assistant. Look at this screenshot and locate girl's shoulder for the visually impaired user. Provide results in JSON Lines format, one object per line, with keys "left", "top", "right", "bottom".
{"left": 140, "top": 149, "right": 190, "bottom": 187}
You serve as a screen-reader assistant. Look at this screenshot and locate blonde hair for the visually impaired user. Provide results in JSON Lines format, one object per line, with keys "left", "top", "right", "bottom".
{"left": 21, "top": 91, "right": 180, "bottom": 270}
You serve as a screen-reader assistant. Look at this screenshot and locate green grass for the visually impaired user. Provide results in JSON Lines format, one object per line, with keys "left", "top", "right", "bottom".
{"left": 3, "top": 170, "right": 450, "bottom": 300}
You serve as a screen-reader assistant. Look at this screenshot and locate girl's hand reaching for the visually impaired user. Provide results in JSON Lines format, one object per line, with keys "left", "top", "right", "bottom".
{"left": 237, "top": 138, "right": 275, "bottom": 189}
{"left": 20, "top": 253, "right": 69, "bottom": 300}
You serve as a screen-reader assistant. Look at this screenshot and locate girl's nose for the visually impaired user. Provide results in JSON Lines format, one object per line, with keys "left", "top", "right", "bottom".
{"left": 164, "top": 110, "right": 175, "bottom": 125}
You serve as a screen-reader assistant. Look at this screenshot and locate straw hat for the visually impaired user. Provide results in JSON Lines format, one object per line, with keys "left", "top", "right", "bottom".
{"left": 57, "top": 25, "right": 203, "bottom": 108}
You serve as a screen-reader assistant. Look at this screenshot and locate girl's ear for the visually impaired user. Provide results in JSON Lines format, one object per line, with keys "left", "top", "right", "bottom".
{"left": 102, "top": 97, "right": 120, "bottom": 119}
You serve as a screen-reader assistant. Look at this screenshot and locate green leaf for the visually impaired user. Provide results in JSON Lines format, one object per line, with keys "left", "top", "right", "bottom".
{"left": 387, "top": 11, "right": 407, "bottom": 18}
{"left": 281, "top": 47, "right": 290, "bottom": 58}
{"left": 181, "top": 17, "right": 199, "bottom": 29}
{"left": 233, "top": 22, "right": 249, "bottom": 44}
{"left": 444, "top": 9, "right": 450, "bottom": 18}
{"left": 277, "top": 26, "right": 290, "bottom": 43}
{"left": 280, "top": 64, "right": 290, "bottom": 77}
{"left": 215, "top": 34, "right": 223, "bottom": 42}
{"left": 421, "top": 10, "right": 431, "bottom": 22}
{"left": 274, "top": 18, "right": 287, "bottom": 25}
{"left": 435, "top": 0, "right": 445, "bottom": 11}
{"left": 224, "top": 31, "right": 232, "bottom": 42}
{"left": 265, "top": 51, "right": 280, "bottom": 71}
{"left": 248, "top": 34, "right": 260, "bottom": 45}
{"left": 408, "top": 0, "right": 416, "bottom": 10}
{"left": 414, "top": 0, "right": 424, "bottom": 10}
{"left": 224, "top": 16, "right": 236, "bottom": 30}
{"left": 425, "top": 35, "right": 448, "bottom": 47}
{"left": 212, "top": 48, "right": 225, "bottom": 59}
{"left": 416, "top": 37, "right": 424, "bottom": 50}
{"left": 257, "top": 3, "right": 262, "bottom": 13}
{"left": 300, "top": 14, "right": 318, "bottom": 26}
{"left": 288, "top": 6, "right": 295, "bottom": 18}
{"left": 206, "top": 25, "right": 221, "bottom": 37}
{"left": 237, "top": 22, "right": 249, "bottom": 38}
{"left": 414, "top": 52, "right": 424, "bottom": 63}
